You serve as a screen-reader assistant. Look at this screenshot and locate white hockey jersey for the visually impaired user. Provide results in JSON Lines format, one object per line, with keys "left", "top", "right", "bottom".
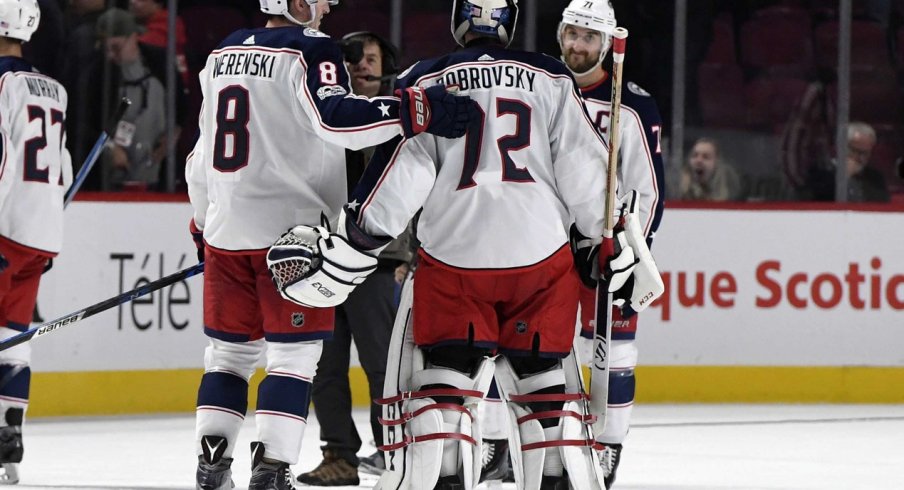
{"left": 349, "top": 45, "right": 607, "bottom": 270}
{"left": 581, "top": 77, "right": 665, "bottom": 242}
{"left": 0, "top": 57, "right": 72, "bottom": 255}
{"left": 186, "top": 26, "right": 406, "bottom": 252}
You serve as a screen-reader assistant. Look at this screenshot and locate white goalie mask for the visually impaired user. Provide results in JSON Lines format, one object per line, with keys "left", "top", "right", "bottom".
{"left": 557, "top": 0, "right": 617, "bottom": 77}
{"left": 259, "top": 0, "right": 337, "bottom": 28}
{"left": 0, "top": 0, "right": 40, "bottom": 43}
{"left": 452, "top": 0, "right": 519, "bottom": 48}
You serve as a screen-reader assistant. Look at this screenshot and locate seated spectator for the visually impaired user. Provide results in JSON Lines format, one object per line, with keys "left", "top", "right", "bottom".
{"left": 129, "top": 0, "right": 189, "bottom": 84}
{"left": 96, "top": 8, "right": 167, "bottom": 190}
{"left": 804, "top": 122, "right": 890, "bottom": 202}
{"left": 674, "top": 138, "right": 746, "bottom": 201}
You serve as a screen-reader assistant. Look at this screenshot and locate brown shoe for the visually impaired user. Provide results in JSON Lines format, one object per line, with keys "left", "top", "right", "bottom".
{"left": 296, "top": 450, "right": 359, "bottom": 486}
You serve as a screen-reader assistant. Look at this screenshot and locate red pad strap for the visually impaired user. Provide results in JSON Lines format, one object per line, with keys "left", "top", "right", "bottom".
{"left": 379, "top": 403, "right": 473, "bottom": 427}
{"left": 522, "top": 439, "right": 599, "bottom": 451}
{"left": 379, "top": 432, "right": 477, "bottom": 452}
{"left": 516, "top": 409, "right": 596, "bottom": 425}
{"left": 508, "top": 393, "right": 587, "bottom": 404}
{"left": 377, "top": 388, "right": 484, "bottom": 405}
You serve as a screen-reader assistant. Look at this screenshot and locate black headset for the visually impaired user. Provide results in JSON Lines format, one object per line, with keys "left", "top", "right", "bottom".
{"left": 339, "top": 31, "right": 399, "bottom": 80}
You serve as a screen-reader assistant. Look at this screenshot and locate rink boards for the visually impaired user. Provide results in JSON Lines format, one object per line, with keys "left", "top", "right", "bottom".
{"left": 28, "top": 198, "right": 904, "bottom": 416}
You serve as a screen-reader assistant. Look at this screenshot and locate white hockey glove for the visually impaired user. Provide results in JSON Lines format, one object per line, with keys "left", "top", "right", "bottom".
{"left": 608, "top": 191, "right": 665, "bottom": 317}
{"left": 266, "top": 218, "right": 378, "bottom": 308}
{"left": 602, "top": 228, "right": 637, "bottom": 294}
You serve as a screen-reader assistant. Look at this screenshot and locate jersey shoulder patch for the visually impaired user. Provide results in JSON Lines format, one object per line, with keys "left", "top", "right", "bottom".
{"left": 303, "top": 28, "right": 330, "bottom": 38}
{"left": 627, "top": 81, "right": 651, "bottom": 97}
{"left": 397, "top": 62, "right": 418, "bottom": 80}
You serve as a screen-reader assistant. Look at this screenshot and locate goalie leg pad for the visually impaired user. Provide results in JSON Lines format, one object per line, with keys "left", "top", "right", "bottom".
{"left": 377, "top": 344, "right": 494, "bottom": 490}
{"left": 495, "top": 355, "right": 604, "bottom": 490}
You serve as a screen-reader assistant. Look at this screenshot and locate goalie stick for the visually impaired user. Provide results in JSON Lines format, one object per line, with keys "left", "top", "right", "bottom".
{"left": 590, "top": 27, "right": 629, "bottom": 435}
{"left": 63, "top": 97, "right": 131, "bottom": 207}
{"left": 0, "top": 262, "right": 204, "bottom": 353}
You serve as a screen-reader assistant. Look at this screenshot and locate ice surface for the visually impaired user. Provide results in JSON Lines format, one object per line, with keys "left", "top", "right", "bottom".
{"left": 11, "top": 404, "right": 904, "bottom": 489}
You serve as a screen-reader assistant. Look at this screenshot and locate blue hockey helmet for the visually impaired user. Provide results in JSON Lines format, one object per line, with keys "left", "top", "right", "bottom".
{"left": 451, "top": 0, "right": 519, "bottom": 48}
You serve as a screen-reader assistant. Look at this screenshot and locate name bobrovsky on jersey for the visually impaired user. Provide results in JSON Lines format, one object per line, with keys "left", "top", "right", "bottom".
{"left": 212, "top": 51, "right": 276, "bottom": 79}
{"left": 24, "top": 76, "right": 62, "bottom": 102}
{"left": 438, "top": 64, "right": 536, "bottom": 92}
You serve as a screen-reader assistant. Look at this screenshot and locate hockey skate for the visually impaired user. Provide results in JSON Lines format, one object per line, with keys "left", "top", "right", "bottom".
{"left": 249, "top": 441, "right": 295, "bottom": 490}
{"left": 0, "top": 426, "right": 22, "bottom": 485}
{"left": 479, "top": 438, "right": 510, "bottom": 483}
{"left": 196, "top": 435, "right": 234, "bottom": 490}
{"left": 357, "top": 450, "right": 385, "bottom": 476}
{"left": 0, "top": 408, "right": 24, "bottom": 485}
{"left": 599, "top": 443, "right": 623, "bottom": 489}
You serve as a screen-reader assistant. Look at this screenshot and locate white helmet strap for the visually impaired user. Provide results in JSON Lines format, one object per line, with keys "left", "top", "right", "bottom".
{"left": 283, "top": 0, "right": 317, "bottom": 27}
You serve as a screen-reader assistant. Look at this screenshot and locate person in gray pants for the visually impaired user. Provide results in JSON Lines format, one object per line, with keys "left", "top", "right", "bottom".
{"left": 297, "top": 31, "right": 411, "bottom": 487}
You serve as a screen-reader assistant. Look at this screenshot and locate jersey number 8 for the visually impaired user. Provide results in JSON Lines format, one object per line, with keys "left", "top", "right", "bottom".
{"left": 213, "top": 86, "right": 251, "bottom": 172}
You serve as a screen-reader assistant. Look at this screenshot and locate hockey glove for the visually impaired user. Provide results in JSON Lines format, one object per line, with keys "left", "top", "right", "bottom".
{"left": 570, "top": 224, "right": 601, "bottom": 289}
{"left": 42, "top": 258, "right": 53, "bottom": 274}
{"left": 267, "top": 218, "right": 378, "bottom": 308}
{"left": 0, "top": 253, "right": 7, "bottom": 274}
{"left": 189, "top": 219, "right": 205, "bottom": 263}
{"left": 606, "top": 191, "right": 665, "bottom": 317}
{"left": 398, "top": 85, "right": 477, "bottom": 139}
{"left": 601, "top": 229, "right": 637, "bottom": 294}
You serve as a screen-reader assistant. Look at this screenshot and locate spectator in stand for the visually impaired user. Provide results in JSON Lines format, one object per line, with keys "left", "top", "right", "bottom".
{"left": 61, "top": 0, "right": 107, "bottom": 188}
{"left": 673, "top": 137, "right": 746, "bottom": 201}
{"left": 128, "top": 0, "right": 189, "bottom": 84}
{"left": 297, "top": 31, "right": 412, "bottom": 487}
{"left": 95, "top": 8, "right": 168, "bottom": 190}
{"left": 804, "top": 122, "right": 891, "bottom": 202}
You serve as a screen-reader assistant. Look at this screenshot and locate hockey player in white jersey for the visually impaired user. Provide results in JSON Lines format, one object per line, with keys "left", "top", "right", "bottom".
{"left": 264, "top": 1, "right": 647, "bottom": 489}
{"left": 479, "top": 1, "right": 666, "bottom": 487}
{"left": 186, "top": 1, "right": 476, "bottom": 489}
{"left": 560, "top": 1, "right": 665, "bottom": 487}
{"left": 0, "top": 0, "right": 72, "bottom": 483}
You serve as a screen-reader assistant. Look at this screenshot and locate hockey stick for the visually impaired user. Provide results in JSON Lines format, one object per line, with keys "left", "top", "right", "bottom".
{"left": 0, "top": 262, "right": 204, "bottom": 353}
{"left": 30, "top": 97, "right": 133, "bottom": 336}
{"left": 590, "top": 27, "right": 629, "bottom": 435}
{"left": 63, "top": 97, "right": 131, "bottom": 207}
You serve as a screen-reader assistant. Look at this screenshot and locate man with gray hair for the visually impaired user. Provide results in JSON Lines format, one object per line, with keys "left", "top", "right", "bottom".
{"left": 806, "top": 121, "right": 890, "bottom": 202}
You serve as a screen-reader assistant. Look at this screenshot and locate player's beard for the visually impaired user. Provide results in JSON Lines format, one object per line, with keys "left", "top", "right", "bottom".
{"left": 563, "top": 47, "right": 599, "bottom": 74}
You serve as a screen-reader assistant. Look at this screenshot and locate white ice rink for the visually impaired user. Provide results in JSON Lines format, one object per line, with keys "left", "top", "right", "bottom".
{"left": 11, "top": 404, "right": 904, "bottom": 490}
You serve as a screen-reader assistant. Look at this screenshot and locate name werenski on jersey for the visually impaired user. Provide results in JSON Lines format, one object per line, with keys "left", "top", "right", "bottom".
{"left": 212, "top": 51, "right": 276, "bottom": 79}
{"left": 24, "top": 76, "right": 61, "bottom": 102}
{"left": 439, "top": 65, "right": 536, "bottom": 92}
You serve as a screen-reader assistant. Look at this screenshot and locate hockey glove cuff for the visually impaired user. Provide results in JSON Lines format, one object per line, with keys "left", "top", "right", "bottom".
{"left": 570, "top": 224, "right": 601, "bottom": 289}
{"left": 189, "top": 219, "right": 205, "bottom": 263}
{"left": 399, "top": 85, "right": 477, "bottom": 139}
